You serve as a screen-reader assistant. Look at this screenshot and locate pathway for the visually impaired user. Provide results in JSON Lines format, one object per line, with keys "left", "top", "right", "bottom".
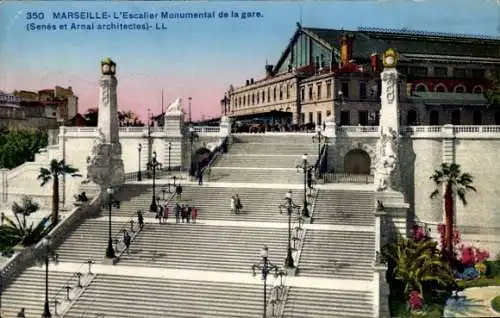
{"left": 444, "top": 286, "right": 500, "bottom": 317}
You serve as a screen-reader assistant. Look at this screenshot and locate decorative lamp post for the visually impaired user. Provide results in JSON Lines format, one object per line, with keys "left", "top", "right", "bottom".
{"left": 137, "top": 143, "right": 142, "bottom": 181}
{"left": 296, "top": 154, "right": 310, "bottom": 217}
{"left": 280, "top": 191, "right": 299, "bottom": 268}
{"left": 41, "top": 236, "right": 59, "bottom": 318}
{"left": 105, "top": 187, "right": 120, "bottom": 259}
{"left": 251, "top": 246, "right": 280, "bottom": 318}
{"left": 167, "top": 142, "right": 172, "bottom": 171}
{"left": 188, "top": 127, "right": 199, "bottom": 176}
{"left": 147, "top": 151, "right": 162, "bottom": 212}
{"left": 312, "top": 130, "right": 327, "bottom": 159}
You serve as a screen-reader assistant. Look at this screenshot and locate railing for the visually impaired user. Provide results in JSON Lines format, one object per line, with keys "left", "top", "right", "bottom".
{"left": 322, "top": 173, "right": 374, "bottom": 184}
{"left": 0, "top": 195, "right": 101, "bottom": 290}
{"left": 200, "top": 136, "right": 228, "bottom": 179}
{"left": 191, "top": 126, "right": 221, "bottom": 133}
{"left": 123, "top": 166, "right": 185, "bottom": 182}
{"left": 315, "top": 144, "right": 328, "bottom": 176}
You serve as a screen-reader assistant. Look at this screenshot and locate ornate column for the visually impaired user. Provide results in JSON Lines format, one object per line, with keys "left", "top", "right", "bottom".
{"left": 86, "top": 58, "right": 125, "bottom": 195}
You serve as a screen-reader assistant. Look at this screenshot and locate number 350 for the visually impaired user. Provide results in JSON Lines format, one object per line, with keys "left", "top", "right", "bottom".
{"left": 26, "top": 12, "right": 45, "bottom": 20}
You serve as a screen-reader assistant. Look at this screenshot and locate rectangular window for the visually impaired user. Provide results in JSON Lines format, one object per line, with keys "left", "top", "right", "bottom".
{"left": 358, "top": 111, "right": 368, "bottom": 126}
{"left": 300, "top": 113, "right": 305, "bottom": 124}
{"left": 308, "top": 112, "right": 313, "bottom": 123}
{"left": 300, "top": 87, "right": 305, "bottom": 101}
{"left": 471, "top": 69, "right": 485, "bottom": 79}
{"left": 340, "top": 111, "right": 350, "bottom": 125}
{"left": 409, "top": 67, "right": 428, "bottom": 77}
{"left": 341, "top": 82, "right": 349, "bottom": 98}
{"left": 326, "top": 81, "right": 332, "bottom": 98}
{"left": 317, "top": 111, "right": 322, "bottom": 125}
{"left": 317, "top": 83, "right": 322, "bottom": 100}
{"left": 434, "top": 67, "right": 448, "bottom": 77}
{"left": 286, "top": 84, "right": 290, "bottom": 99}
{"left": 453, "top": 68, "right": 466, "bottom": 78}
{"left": 308, "top": 85, "right": 313, "bottom": 100}
{"left": 359, "top": 82, "right": 367, "bottom": 100}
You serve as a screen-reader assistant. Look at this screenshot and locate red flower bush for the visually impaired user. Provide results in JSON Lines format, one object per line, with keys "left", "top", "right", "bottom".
{"left": 408, "top": 290, "right": 424, "bottom": 311}
{"left": 458, "top": 245, "right": 490, "bottom": 266}
{"left": 437, "top": 224, "right": 461, "bottom": 251}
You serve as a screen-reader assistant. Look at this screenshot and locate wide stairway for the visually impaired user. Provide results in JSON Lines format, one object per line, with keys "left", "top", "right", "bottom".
{"left": 210, "top": 134, "right": 317, "bottom": 184}
{"left": 2, "top": 134, "right": 378, "bottom": 317}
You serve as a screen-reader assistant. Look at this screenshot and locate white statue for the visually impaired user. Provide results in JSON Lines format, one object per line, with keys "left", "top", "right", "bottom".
{"left": 375, "top": 126, "right": 398, "bottom": 192}
{"left": 166, "top": 97, "right": 183, "bottom": 113}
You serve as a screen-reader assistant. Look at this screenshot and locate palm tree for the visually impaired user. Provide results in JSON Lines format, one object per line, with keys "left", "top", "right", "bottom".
{"left": 11, "top": 195, "right": 40, "bottom": 229}
{"left": 430, "top": 163, "right": 476, "bottom": 258}
{"left": 383, "top": 236, "right": 455, "bottom": 296}
{"left": 37, "top": 159, "right": 82, "bottom": 226}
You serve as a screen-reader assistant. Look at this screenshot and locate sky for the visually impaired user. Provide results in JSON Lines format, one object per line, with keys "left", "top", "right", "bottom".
{"left": 0, "top": 0, "right": 499, "bottom": 121}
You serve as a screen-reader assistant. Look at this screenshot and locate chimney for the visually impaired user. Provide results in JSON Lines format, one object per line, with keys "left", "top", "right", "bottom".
{"left": 340, "top": 34, "right": 353, "bottom": 66}
{"left": 265, "top": 64, "right": 274, "bottom": 77}
{"left": 370, "top": 53, "right": 381, "bottom": 73}
{"left": 246, "top": 79, "right": 250, "bottom": 86}
{"left": 406, "top": 83, "right": 413, "bottom": 96}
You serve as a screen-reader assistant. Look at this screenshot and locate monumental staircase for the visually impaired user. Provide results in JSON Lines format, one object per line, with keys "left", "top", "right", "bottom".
{"left": 1, "top": 134, "right": 378, "bottom": 318}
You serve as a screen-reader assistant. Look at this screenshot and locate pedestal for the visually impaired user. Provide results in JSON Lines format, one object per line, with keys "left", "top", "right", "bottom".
{"left": 375, "top": 190, "right": 410, "bottom": 240}
{"left": 373, "top": 263, "right": 391, "bottom": 318}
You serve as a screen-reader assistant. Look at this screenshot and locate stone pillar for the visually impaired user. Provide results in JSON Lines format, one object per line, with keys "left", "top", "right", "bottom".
{"left": 324, "top": 120, "right": 336, "bottom": 138}
{"left": 59, "top": 126, "right": 66, "bottom": 207}
{"left": 219, "top": 116, "right": 231, "bottom": 137}
{"left": 0, "top": 168, "right": 8, "bottom": 204}
{"left": 373, "top": 263, "right": 390, "bottom": 318}
{"left": 164, "top": 98, "right": 185, "bottom": 170}
{"left": 86, "top": 58, "right": 125, "bottom": 194}
{"left": 442, "top": 124, "right": 455, "bottom": 164}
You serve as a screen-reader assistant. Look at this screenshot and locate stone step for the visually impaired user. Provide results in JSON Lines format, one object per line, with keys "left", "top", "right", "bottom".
{"left": 283, "top": 286, "right": 373, "bottom": 317}
{"left": 65, "top": 274, "right": 266, "bottom": 318}
{"left": 298, "top": 230, "right": 375, "bottom": 280}
{"left": 216, "top": 154, "right": 318, "bottom": 168}
{"left": 312, "top": 190, "right": 375, "bottom": 226}
{"left": 233, "top": 135, "right": 317, "bottom": 144}
{"left": 228, "top": 143, "right": 318, "bottom": 155}
{"left": 1, "top": 268, "right": 75, "bottom": 318}
{"left": 118, "top": 224, "right": 289, "bottom": 272}
{"left": 165, "top": 186, "right": 304, "bottom": 222}
{"left": 209, "top": 168, "right": 304, "bottom": 184}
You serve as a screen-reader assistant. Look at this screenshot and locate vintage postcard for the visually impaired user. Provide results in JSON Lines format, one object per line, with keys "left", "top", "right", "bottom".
{"left": 0, "top": 0, "right": 500, "bottom": 317}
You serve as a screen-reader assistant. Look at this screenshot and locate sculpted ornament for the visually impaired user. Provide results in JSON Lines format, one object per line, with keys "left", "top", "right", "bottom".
{"left": 166, "top": 97, "right": 183, "bottom": 113}
{"left": 382, "top": 72, "right": 396, "bottom": 104}
{"left": 375, "top": 127, "right": 398, "bottom": 192}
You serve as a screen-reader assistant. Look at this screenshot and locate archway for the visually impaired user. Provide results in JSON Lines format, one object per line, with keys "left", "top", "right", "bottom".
{"left": 406, "top": 109, "right": 418, "bottom": 125}
{"left": 429, "top": 110, "right": 439, "bottom": 125}
{"left": 472, "top": 110, "right": 482, "bottom": 125}
{"left": 344, "top": 149, "right": 371, "bottom": 175}
{"left": 451, "top": 110, "right": 461, "bottom": 125}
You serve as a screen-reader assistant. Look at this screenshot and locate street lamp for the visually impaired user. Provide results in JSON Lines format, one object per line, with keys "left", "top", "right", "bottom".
{"left": 188, "top": 127, "right": 199, "bottom": 176}
{"left": 188, "top": 97, "right": 192, "bottom": 125}
{"left": 251, "top": 246, "right": 280, "bottom": 318}
{"left": 147, "top": 151, "right": 162, "bottom": 212}
{"left": 280, "top": 191, "right": 300, "bottom": 268}
{"left": 296, "top": 154, "right": 310, "bottom": 218}
{"left": 167, "top": 142, "right": 172, "bottom": 171}
{"left": 105, "top": 188, "right": 120, "bottom": 259}
{"left": 40, "top": 236, "right": 58, "bottom": 318}
{"left": 312, "top": 130, "right": 327, "bottom": 159}
{"left": 137, "top": 143, "right": 142, "bottom": 181}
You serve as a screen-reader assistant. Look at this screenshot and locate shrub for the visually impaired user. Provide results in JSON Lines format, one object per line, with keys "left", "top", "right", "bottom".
{"left": 485, "top": 260, "right": 500, "bottom": 278}
{"left": 455, "top": 267, "right": 480, "bottom": 280}
{"left": 458, "top": 245, "right": 490, "bottom": 266}
{"left": 475, "top": 262, "right": 487, "bottom": 276}
{"left": 491, "top": 295, "right": 500, "bottom": 313}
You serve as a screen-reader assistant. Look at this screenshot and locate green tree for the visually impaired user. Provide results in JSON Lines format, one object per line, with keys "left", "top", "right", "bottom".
{"left": 383, "top": 236, "right": 455, "bottom": 296}
{"left": 0, "top": 129, "right": 48, "bottom": 169}
{"left": 37, "top": 159, "right": 81, "bottom": 226}
{"left": 0, "top": 197, "right": 52, "bottom": 256}
{"left": 430, "top": 163, "right": 476, "bottom": 258}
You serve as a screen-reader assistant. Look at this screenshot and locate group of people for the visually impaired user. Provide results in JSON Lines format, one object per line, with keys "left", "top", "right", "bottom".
{"left": 230, "top": 194, "right": 243, "bottom": 214}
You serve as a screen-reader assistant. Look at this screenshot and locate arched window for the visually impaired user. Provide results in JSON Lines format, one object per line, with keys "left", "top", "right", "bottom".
{"left": 472, "top": 110, "right": 482, "bottom": 125}
{"left": 454, "top": 85, "right": 466, "bottom": 93}
{"left": 429, "top": 110, "right": 439, "bottom": 125}
{"left": 273, "top": 87, "right": 277, "bottom": 101}
{"left": 495, "top": 111, "right": 500, "bottom": 125}
{"left": 451, "top": 110, "right": 461, "bottom": 125}
{"left": 415, "top": 83, "right": 427, "bottom": 92}
{"left": 262, "top": 91, "right": 265, "bottom": 102}
{"left": 406, "top": 109, "right": 418, "bottom": 125}
{"left": 435, "top": 83, "right": 447, "bottom": 92}
{"left": 473, "top": 85, "right": 484, "bottom": 94}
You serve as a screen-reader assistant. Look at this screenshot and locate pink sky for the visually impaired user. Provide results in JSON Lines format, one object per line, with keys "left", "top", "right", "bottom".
{"left": 2, "top": 70, "right": 226, "bottom": 122}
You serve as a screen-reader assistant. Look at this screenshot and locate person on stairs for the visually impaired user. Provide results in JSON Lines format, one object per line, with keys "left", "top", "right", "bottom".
{"left": 186, "top": 205, "right": 191, "bottom": 223}
{"left": 137, "top": 210, "right": 144, "bottom": 231}
{"left": 181, "top": 204, "right": 186, "bottom": 223}
{"left": 175, "top": 203, "right": 181, "bottom": 223}
{"left": 123, "top": 230, "right": 131, "bottom": 255}
{"left": 157, "top": 204, "right": 164, "bottom": 224}
{"left": 176, "top": 184, "right": 183, "bottom": 200}
{"left": 163, "top": 203, "right": 169, "bottom": 223}
{"left": 192, "top": 206, "right": 198, "bottom": 223}
{"left": 307, "top": 168, "right": 313, "bottom": 190}
{"left": 230, "top": 196, "right": 236, "bottom": 215}
{"left": 235, "top": 194, "right": 243, "bottom": 214}
{"left": 17, "top": 308, "right": 26, "bottom": 318}
{"left": 197, "top": 168, "right": 204, "bottom": 186}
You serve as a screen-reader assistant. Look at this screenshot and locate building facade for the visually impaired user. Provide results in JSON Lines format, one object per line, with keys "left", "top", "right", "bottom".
{"left": 223, "top": 24, "right": 500, "bottom": 126}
